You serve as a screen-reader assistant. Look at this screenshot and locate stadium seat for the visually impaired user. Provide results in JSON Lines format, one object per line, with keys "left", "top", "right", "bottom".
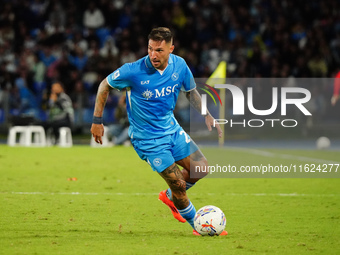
{"left": 46, "top": 127, "right": 73, "bottom": 147}
{"left": 58, "top": 127, "right": 73, "bottom": 147}
{"left": 8, "top": 125, "right": 46, "bottom": 147}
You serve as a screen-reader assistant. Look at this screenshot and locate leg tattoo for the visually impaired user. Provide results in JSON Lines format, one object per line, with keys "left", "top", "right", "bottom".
{"left": 159, "top": 164, "right": 189, "bottom": 209}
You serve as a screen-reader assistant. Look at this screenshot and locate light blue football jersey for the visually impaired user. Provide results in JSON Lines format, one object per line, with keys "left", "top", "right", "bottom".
{"left": 106, "top": 54, "right": 196, "bottom": 139}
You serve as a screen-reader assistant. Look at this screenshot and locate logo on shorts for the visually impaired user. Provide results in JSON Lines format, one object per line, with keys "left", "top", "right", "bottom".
{"left": 153, "top": 158, "right": 162, "bottom": 167}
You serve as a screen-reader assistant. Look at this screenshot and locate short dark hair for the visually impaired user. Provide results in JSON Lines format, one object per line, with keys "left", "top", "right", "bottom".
{"left": 148, "top": 27, "right": 173, "bottom": 44}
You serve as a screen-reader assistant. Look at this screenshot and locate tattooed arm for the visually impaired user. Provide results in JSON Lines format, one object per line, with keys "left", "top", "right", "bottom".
{"left": 91, "top": 79, "right": 112, "bottom": 144}
{"left": 185, "top": 88, "right": 222, "bottom": 138}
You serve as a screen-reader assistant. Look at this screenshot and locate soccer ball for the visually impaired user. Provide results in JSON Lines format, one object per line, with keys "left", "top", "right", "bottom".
{"left": 194, "top": 205, "right": 226, "bottom": 236}
{"left": 316, "top": 136, "right": 331, "bottom": 150}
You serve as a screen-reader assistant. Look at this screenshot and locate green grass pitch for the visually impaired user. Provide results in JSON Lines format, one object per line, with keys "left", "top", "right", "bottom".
{"left": 0, "top": 145, "right": 339, "bottom": 254}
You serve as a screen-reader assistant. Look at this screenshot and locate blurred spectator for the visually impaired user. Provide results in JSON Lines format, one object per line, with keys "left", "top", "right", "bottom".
{"left": 46, "top": 2, "right": 66, "bottom": 33}
{"left": 43, "top": 82, "right": 74, "bottom": 143}
{"left": 30, "top": 52, "right": 46, "bottom": 84}
{"left": 117, "top": 5, "right": 133, "bottom": 30}
{"left": 70, "top": 79, "right": 90, "bottom": 129}
{"left": 38, "top": 45, "right": 58, "bottom": 68}
{"left": 86, "top": 42, "right": 105, "bottom": 72}
{"left": 100, "top": 36, "right": 119, "bottom": 58}
{"left": 119, "top": 46, "right": 136, "bottom": 65}
{"left": 68, "top": 45, "right": 88, "bottom": 72}
{"left": 0, "top": 40, "right": 16, "bottom": 73}
{"left": 84, "top": 28, "right": 101, "bottom": 48}
{"left": 66, "top": 30, "right": 88, "bottom": 53}
{"left": 172, "top": 2, "right": 187, "bottom": 29}
{"left": 9, "top": 68, "right": 40, "bottom": 125}
{"left": 48, "top": 50, "right": 78, "bottom": 94}
{"left": 83, "top": 1, "right": 105, "bottom": 30}
{"left": 308, "top": 54, "right": 328, "bottom": 77}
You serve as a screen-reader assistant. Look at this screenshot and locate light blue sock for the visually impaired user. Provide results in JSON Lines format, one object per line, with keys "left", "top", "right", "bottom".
{"left": 166, "top": 182, "right": 195, "bottom": 201}
{"left": 185, "top": 182, "right": 195, "bottom": 190}
{"left": 178, "top": 200, "right": 196, "bottom": 229}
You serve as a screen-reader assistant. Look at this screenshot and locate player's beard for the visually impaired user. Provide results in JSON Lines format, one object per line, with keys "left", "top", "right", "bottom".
{"left": 151, "top": 59, "right": 167, "bottom": 70}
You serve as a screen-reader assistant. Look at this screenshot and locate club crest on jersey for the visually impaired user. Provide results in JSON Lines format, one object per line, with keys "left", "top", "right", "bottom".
{"left": 113, "top": 70, "right": 120, "bottom": 79}
{"left": 171, "top": 72, "right": 179, "bottom": 81}
{"left": 142, "top": 89, "right": 153, "bottom": 100}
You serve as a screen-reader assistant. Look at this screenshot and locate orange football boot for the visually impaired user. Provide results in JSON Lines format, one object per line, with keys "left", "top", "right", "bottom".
{"left": 158, "top": 190, "right": 186, "bottom": 223}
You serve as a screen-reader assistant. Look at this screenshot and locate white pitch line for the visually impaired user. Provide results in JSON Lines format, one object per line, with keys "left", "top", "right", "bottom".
{"left": 6, "top": 191, "right": 159, "bottom": 196}
{"left": 2, "top": 191, "right": 339, "bottom": 197}
{"left": 230, "top": 147, "right": 340, "bottom": 164}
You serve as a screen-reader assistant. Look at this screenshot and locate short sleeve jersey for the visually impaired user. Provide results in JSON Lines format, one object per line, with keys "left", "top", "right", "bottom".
{"left": 106, "top": 54, "right": 196, "bottom": 139}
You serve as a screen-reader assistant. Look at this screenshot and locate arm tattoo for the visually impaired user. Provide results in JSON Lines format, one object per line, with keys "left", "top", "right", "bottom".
{"left": 93, "top": 79, "right": 112, "bottom": 117}
{"left": 185, "top": 89, "right": 210, "bottom": 116}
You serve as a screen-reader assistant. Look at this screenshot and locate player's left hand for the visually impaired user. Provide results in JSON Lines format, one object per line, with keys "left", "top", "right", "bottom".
{"left": 91, "top": 124, "right": 104, "bottom": 144}
{"left": 205, "top": 114, "right": 222, "bottom": 138}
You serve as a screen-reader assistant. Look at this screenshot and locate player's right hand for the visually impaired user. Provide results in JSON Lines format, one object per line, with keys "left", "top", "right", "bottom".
{"left": 91, "top": 124, "right": 104, "bottom": 144}
{"left": 331, "top": 95, "right": 339, "bottom": 106}
{"left": 205, "top": 114, "right": 222, "bottom": 138}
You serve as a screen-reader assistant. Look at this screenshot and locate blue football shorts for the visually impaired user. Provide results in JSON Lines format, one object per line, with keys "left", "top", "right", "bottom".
{"left": 131, "top": 127, "right": 199, "bottom": 173}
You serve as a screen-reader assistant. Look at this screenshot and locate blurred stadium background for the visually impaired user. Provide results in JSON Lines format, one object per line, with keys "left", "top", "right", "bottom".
{"left": 0, "top": 0, "right": 340, "bottom": 145}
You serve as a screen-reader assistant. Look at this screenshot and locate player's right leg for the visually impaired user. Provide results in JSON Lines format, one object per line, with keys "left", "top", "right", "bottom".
{"left": 176, "top": 148, "right": 209, "bottom": 183}
{"left": 158, "top": 163, "right": 196, "bottom": 229}
{"left": 163, "top": 148, "right": 208, "bottom": 208}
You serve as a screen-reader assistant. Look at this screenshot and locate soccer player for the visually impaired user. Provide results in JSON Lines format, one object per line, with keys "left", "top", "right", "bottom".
{"left": 91, "top": 27, "right": 226, "bottom": 236}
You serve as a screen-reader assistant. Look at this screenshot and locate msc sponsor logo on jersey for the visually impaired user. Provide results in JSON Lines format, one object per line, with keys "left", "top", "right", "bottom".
{"left": 155, "top": 84, "right": 178, "bottom": 98}
{"left": 142, "top": 89, "right": 153, "bottom": 100}
{"left": 141, "top": 84, "right": 179, "bottom": 100}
